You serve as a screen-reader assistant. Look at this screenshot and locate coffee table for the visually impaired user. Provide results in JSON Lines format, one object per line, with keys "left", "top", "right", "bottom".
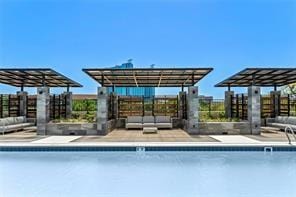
{"left": 143, "top": 127, "right": 158, "bottom": 134}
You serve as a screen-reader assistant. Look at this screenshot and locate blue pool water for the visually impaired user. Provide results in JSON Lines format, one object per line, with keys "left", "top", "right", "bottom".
{"left": 1, "top": 151, "right": 296, "bottom": 197}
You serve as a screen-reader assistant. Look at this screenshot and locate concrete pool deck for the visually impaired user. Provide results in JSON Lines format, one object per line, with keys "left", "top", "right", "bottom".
{"left": 0, "top": 127, "right": 295, "bottom": 147}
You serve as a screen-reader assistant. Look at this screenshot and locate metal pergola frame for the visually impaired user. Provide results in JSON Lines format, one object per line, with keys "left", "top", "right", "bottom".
{"left": 215, "top": 68, "right": 296, "bottom": 88}
{"left": 82, "top": 68, "right": 213, "bottom": 87}
{"left": 0, "top": 68, "right": 82, "bottom": 89}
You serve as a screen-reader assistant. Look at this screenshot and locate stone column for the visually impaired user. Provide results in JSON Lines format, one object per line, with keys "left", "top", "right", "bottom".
{"left": 270, "top": 90, "right": 281, "bottom": 117}
{"left": 186, "top": 86, "right": 199, "bottom": 134}
{"left": 97, "top": 87, "right": 108, "bottom": 135}
{"left": 17, "top": 91, "right": 28, "bottom": 117}
{"left": 248, "top": 86, "right": 261, "bottom": 135}
{"left": 224, "top": 91, "right": 234, "bottom": 119}
{"left": 63, "top": 91, "right": 73, "bottom": 119}
{"left": 37, "top": 87, "right": 50, "bottom": 135}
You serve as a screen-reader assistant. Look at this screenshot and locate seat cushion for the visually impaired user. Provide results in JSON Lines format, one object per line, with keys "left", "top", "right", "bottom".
{"left": 5, "top": 124, "right": 24, "bottom": 132}
{"left": 287, "top": 117, "right": 296, "bottom": 125}
{"left": 0, "top": 119, "right": 6, "bottom": 126}
{"left": 156, "top": 123, "right": 172, "bottom": 128}
{"left": 269, "top": 123, "right": 287, "bottom": 130}
{"left": 20, "top": 123, "right": 34, "bottom": 127}
{"left": 15, "top": 116, "right": 25, "bottom": 124}
{"left": 126, "top": 123, "right": 143, "bottom": 129}
{"left": 291, "top": 125, "right": 296, "bottom": 130}
{"left": 127, "top": 116, "right": 143, "bottom": 124}
{"left": 143, "top": 123, "right": 156, "bottom": 127}
{"left": 5, "top": 117, "right": 15, "bottom": 125}
{"left": 143, "top": 116, "right": 155, "bottom": 123}
{"left": 276, "top": 116, "right": 288, "bottom": 124}
{"left": 155, "top": 116, "right": 171, "bottom": 123}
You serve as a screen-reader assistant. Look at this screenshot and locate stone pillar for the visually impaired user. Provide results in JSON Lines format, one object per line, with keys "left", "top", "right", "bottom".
{"left": 224, "top": 91, "right": 234, "bottom": 119}
{"left": 37, "top": 87, "right": 50, "bottom": 135}
{"left": 17, "top": 91, "right": 28, "bottom": 117}
{"left": 248, "top": 86, "right": 261, "bottom": 135}
{"left": 186, "top": 86, "right": 199, "bottom": 134}
{"left": 178, "top": 91, "right": 186, "bottom": 119}
{"left": 97, "top": 87, "right": 108, "bottom": 135}
{"left": 270, "top": 90, "right": 281, "bottom": 117}
{"left": 63, "top": 91, "right": 73, "bottom": 119}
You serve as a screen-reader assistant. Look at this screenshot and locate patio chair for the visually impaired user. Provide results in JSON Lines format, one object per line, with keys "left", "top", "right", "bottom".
{"left": 126, "top": 116, "right": 143, "bottom": 129}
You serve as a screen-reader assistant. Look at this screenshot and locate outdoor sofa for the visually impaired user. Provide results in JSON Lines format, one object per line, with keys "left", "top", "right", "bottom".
{"left": 266, "top": 116, "right": 296, "bottom": 130}
{"left": 126, "top": 116, "right": 173, "bottom": 129}
{"left": 0, "top": 116, "right": 35, "bottom": 134}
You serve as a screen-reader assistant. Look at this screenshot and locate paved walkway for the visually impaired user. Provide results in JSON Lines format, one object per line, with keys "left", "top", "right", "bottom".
{"left": 31, "top": 136, "right": 81, "bottom": 144}
{"left": 0, "top": 129, "right": 295, "bottom": 146}
{"left": 210, "top": 135, "right": 260, "bottom": 144}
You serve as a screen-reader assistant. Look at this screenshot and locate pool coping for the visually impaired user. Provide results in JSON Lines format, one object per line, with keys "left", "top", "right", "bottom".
{"left": 1, "top": 142, "right": 296, "bottom": 151}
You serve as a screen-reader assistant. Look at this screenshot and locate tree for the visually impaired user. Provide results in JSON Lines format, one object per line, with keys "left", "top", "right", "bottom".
{"left": 282, "top": 83, "right": 296, "bottom": 95}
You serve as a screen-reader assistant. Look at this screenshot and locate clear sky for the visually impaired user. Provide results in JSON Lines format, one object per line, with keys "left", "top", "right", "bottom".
{"left": 0, "top": 0, "right": 295, "bottom": 98}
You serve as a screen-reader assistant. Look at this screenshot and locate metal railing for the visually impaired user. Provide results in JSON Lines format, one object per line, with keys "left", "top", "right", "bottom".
{"left": 284, "top": 125, "right": 296, "bottom": 144}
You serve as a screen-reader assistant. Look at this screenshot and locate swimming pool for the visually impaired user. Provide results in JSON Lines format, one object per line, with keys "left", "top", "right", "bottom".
{"left": 1, "top": 151, "right": 296, "bottom": 197}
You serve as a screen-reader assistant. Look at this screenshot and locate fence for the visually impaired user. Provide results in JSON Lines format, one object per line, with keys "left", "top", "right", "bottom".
{"left": 230, "top": 94, "right": 248, "bottom": 120}
{"left": 49, "top": 94, "right": 67, "bottom": 120}
{"left": 0, "top": 94, "right": 20, "bottom": 118}
{"left": 117, "top": 96, "right": 178, "bottom": 118}
{"left": 27, "top": 95, "right": 37, "bottom": 118}
{"left": 230, "top": 94, "right": 296, "bottom": 119}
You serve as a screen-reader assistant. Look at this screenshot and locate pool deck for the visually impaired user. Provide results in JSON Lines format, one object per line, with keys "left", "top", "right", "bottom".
{"left": 0, "top": 127, "right": 295, "bottom": 148}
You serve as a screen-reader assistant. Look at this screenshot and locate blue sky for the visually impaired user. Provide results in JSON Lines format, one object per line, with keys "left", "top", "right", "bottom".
{"left": 0, "top": 0, "right": 295, "bottom": 98}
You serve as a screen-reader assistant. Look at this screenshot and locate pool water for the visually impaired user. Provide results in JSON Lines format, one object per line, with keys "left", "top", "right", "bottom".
{"left": 1, "top": 151, "right": 296, "bottom": 197}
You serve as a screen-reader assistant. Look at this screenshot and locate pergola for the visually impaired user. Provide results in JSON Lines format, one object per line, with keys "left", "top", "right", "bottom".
{"left": 215, "top": 68, "right": 296, "bottom": 88}
{"left": 0, "top": 68, "right": 82, "bottom": 89}
{"left": 83, "top": 67, "right": 213, "bottom": 135}
{"left": 216, "top": 68, "right": 296, "bottom": 134}
{"left": 0, "top": 68, "right": 82, "bottom": 135}
{"left": 82, "top": 68, "right": 213, "bottom": 88}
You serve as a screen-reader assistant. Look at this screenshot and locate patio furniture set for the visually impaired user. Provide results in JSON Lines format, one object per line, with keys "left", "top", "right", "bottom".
{"left": 126, "top": 116, "right": 173, "bottom": 133}
{"left": 0, "top": 116, "right": 36, "bottom": 135}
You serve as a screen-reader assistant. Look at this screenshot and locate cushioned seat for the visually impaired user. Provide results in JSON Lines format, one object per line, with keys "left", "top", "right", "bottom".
{"left": 0, "top": 116, "right": 33, "bottom": 133}
{"left": 5, "top": 124, "right": 24, "bottom": 132}
{"left": 125, "top": 115, "right": 173, "bottom": 130}
{"left": 155, "top": 123, "right": 172, "bottom": 129}
{"left": 155, "top": 116, "right": 172, "bottom": 129}
{"left": 126, "top": 123, "right": 143, "bottom": 129}
{"left": 267, "top": 116, "right": 296, "bottom": 131}
{"left": 143, "top": 116, "right": 156, "bottom": 127}
{"left": 269, "top": 123, "right": 287, "bottom": 129}
{"left": 143, "top": 123, "right": 156, "bottom": 127}
{"left": 20, "top": 123, "right": 34, "bottom": 127}
{"left": 126, "top": 116, "right": 143, "bottom": 129}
